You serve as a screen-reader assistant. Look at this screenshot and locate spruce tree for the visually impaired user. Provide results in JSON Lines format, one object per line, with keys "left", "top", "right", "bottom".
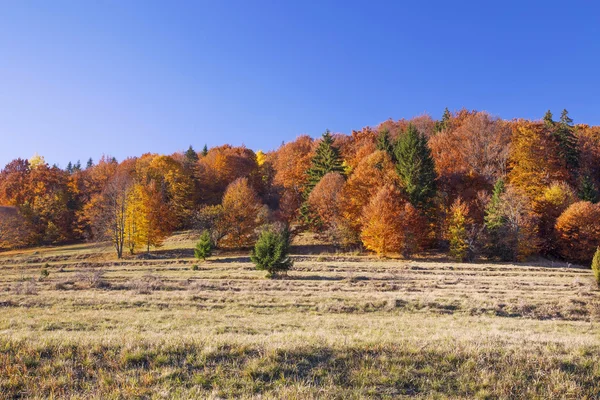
{"left": 579, "top": 175, "right": 599, "bottom": 203}
{"left": 305, "top": 130, "right": 344, "bottom": 194}
{"left": 194, "top": 230, "right": 213, "bottom": 261}
{"left": 435, "top": 107, "right": 451, "bottom": 132}
{"left": 185, "top": 145, "right": 199, "bottom": 163}
{"left": 73, "top": 160, "right": 81, "bottom": 172}
{"left": 86, "top": 158, "right": 94, "bottom": 169}
{"left": 66, "top": 161, "right": 73, "bottom": 174}
{"left": 483, "top": 179, "right": 513, "bottom": 260}
{"left": 201, "top": 144, "right": 208, "bottom": 157}
{"left": 543, "top": 110, "right": 554, "bottom": 126}
{"left": 376, "top": 128, "right": 394, "bottom": 160}
{"left": 554, "top": 109, "right": 579, "bottom": 170}
{"left": 251, "top": 228, "right": 293, "bottom": 278}
{"left": 394, "top": 124, "right": 437, "bottom": 210}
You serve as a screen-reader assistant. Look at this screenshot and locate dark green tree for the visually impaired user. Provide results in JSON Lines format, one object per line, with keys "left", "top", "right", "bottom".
{"left": 376, "top": 128, "right": 394, "bottom": 160}
{"left": 66, "top": 161, "right": 73, "bottom": 174}
{"left": 553, "top": 109, "right": 579, "bottom": 170}
{"left": 251, "top": 227, "right": 293, "bottom": 278}
{"left": 435, "top": 107, "right": 451, "bottom": 132}
{"left": 483, "top": 179, "right": 513, "bottom": 260}
{"left": 194, "top": 230, "right": 213, "bottom": 261}
{"left": 185, "top": 145, "right": 199, "bottom": 164}
{"left": 394, "top": 124, "right": 437, "bottom": 210}
{"left": 543, "top": 110, "right": 554, "bottom": 126}
{"left": 73, "top": 160, "right": 82, "bottom": 172}
{"left": 86, "top": 158, "right": 94, "bottom": 169}
{"left": 579, "top": 175, "right": 599, "bottom": 203}
{"left": 201, "top": 144, "right": 209, "bottom": 157}
{"left": 305, "top": 130, "right": 344, "bottom": 194}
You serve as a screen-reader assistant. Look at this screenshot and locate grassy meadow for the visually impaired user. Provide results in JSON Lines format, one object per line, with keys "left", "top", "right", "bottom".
{"left": 1, "top": 232, "right": 600, "bottom": 399}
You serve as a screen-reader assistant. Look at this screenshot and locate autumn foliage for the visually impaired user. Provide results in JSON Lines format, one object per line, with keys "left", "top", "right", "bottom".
{"left": 555, "top": 201, "right": 600, "bottom": 263}
{"left": 360, "top": 185, "right": 426, "bottom": 257}
{"left": 1, "top": 108, "right": 599, "bottom": 266}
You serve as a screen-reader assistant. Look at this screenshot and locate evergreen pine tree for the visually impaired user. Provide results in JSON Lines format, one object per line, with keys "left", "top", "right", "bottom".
{"left": 376, "top": 129, "right": 394, "bottom": 160}
{"left": 394, "top": 124, "right": 437, "bottom": 210}
{"left": 184, "top": 145, "right": 199, "bottom": 170}
{"left": 305, "top": 130, "right": 344, "bottom": 194}
{"left": 86, "top": 158, "right": 94, "bottom": 169}
{"left": 554, "top": 109, "right": 579, "bottom": 170}
{"left": 579, "top": 175, "right": 599, "bottom": 203}
{"left": 194, "top": 230, "right": 213, "bottom": 261}
{"left": 73, "top": 160, "right": 82, "bottom": 172}
{"left": 543, "top": 110, "right": 554, "bottom": 126}
{"left": 251, "top": 227, "right": 293, "bottom": 278}
{"left": 201, "top": 144, "right": 208, "bottom": 157}
{"left": 66, "top": 161, "right": 73, "bottom": 173}
{"left": 435, "top": 107, "right": 452, "bottom": 132}
{"left": 483, "top": 179, "right": 513, "bottom": 260}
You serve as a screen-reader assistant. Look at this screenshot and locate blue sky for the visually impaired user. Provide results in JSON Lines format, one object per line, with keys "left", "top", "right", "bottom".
{"left": 1, "top": 1, "right": 599, "bottom": 167}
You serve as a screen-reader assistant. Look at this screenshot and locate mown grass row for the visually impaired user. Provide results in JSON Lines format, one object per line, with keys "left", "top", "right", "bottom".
{"left": 2, "top": 338, "right": 599, "bottom": 399}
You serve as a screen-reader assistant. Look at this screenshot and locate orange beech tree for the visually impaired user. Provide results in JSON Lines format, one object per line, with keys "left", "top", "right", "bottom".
{"left": 339, "top": 150, "right": 399, "bottom": 236}
{"left": 271, "top": 135, "right": 314, "bottom": 223}
{"left": 307, "top": 172, "right": 345, "bottom": 234}
{"left": 555, "top": 201, "right": 600, "bottom": 264}
{"left": 360, "top": 185, "right": 427, "bottom": 257}
{"left": 219, "top": 177, "right": 267, "bottom": 248}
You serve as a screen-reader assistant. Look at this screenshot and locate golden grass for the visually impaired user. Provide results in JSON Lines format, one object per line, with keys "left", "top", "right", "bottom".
{"left": 1, "top": 236, "right": 599, "bottom": 398}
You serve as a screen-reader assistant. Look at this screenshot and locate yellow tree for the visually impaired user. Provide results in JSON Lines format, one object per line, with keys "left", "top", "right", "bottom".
{"left": 447, "top": 198, "right": 473, "bottom": 262}
{"left": 508, "top": 121, "right": 570, "bottom": 199}
{"left": 126, "top": 181, "right": 172, "bottom": 254}
{"left": 532, "top": 182, "right": 577, "bottom": 255}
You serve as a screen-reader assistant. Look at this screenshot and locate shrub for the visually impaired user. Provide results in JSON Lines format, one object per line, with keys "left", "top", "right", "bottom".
{"left": 251, "top": 227, "right": 293, "bottom": 278}
{"left": 75, "top": 269, "right": 109, "bottom": 289}
{"left": 555, "top": 201, "right": 600, "bottom": 263}
{"left": 194, "top": 231, "right": 213, "bottom": 261}
{"left": 592, "top": 247, "right": 600, "bottom": 286}
{"left": 40, "top": 267, "right": 50, "bottom": 280}
{"left": 191, "top": 264, "right": 199, "bottom": 271}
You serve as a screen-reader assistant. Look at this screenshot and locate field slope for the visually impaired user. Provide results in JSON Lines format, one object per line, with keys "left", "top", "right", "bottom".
{"left": 1, "top": 235, "right": 599, "bottom": 399}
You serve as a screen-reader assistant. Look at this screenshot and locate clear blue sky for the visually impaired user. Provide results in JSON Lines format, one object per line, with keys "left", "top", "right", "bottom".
{"left": 1, "top": 1, "right": 599, "bottom": 167}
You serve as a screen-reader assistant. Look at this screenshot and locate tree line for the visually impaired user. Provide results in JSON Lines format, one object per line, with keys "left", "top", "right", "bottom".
{"left": 1, "top": 108, "right": 599, "bottom": 265}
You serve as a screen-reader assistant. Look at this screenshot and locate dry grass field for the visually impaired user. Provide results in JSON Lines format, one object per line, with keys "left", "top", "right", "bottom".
{"left": 1, "top": 233, "right": 600, "bottom": 399}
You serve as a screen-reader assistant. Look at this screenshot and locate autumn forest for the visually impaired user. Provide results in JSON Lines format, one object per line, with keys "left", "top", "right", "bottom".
{"left": 1, "top": 108, "right": 600, "bottom": 265}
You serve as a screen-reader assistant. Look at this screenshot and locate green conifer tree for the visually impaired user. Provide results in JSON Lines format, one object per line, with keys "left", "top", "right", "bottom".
{"left": 251, "top": 228, "right": 293, "bottom": 278}
{"left": 305, "top": 130, "right": 344, "bottom": 194}
{"left": 394, "top": 124, "right": 437, "bottom": 210}
{"left": 201, "top": 144, "right": 209, "bottom": 157}
{"left": 556, "top": 109, "right": 579, "bottom": 170}
{"left": 185, "top": 145, "right": 199, "bottom": 163}
{"left": 579, "top": 175, "right": 599, "bottom": 203}
{"left": 543, "top": 110, "right": 554, "bottom": 126}
{"left": 483, "top": 179, "right": 513, "bottom": 260}
{"left": 376, "top": 128, "right": 395, "bottom": 160}
{"left": 86, "top": 158, "right": 94, "bottom": 169}
{"left": 435, "top": 107, "right": 451, "bottom": 132}
{"left": 194, "top": 231, "right": 213, "bottom": 261}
